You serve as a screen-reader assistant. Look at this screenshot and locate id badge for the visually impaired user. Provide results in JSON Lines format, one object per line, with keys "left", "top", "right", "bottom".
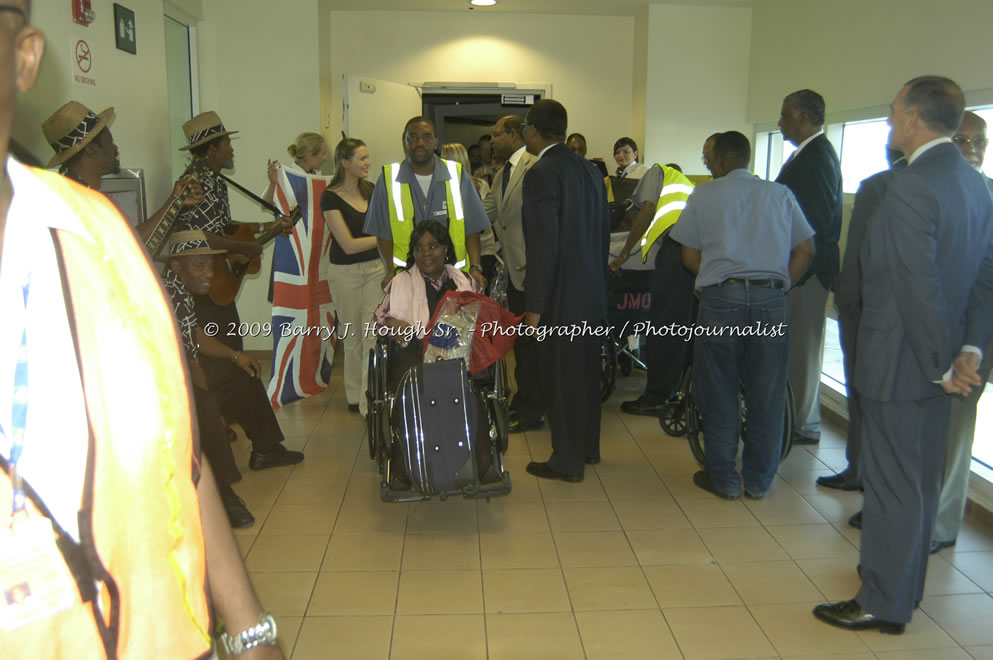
{"left": 0, "top": 517, "right": 75, "bottom": 630}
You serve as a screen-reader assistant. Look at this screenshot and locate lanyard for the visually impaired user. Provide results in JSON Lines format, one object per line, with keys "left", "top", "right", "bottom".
{"left": 8, "top": 275, "right": 29, "bottom": 518}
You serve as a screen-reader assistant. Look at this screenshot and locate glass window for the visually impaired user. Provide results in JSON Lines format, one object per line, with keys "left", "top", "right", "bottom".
{"left": 839, "top": 119, "right": 890, "bottom": 193}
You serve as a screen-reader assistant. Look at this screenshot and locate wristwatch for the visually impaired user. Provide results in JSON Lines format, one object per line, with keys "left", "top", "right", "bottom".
{"left": 220, "top": 612, "right": 278, "bottom": 655}
{"left": 470, "top": 264, "right": 484, "bottom": 273}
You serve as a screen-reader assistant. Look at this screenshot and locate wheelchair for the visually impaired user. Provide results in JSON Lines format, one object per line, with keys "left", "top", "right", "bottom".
{"left": 600, "top": 249, "right": 655, "bottom": 402}
{"left": 366, "top": 336, "right": 512, "bottom": 503}
{"left": 667, "top": 366, "right": 795, "bottom": 466}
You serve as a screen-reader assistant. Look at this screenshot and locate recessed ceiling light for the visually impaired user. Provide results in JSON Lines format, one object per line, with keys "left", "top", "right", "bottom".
{"left": 470, "top": 0, "right": 497, "bottom": 6}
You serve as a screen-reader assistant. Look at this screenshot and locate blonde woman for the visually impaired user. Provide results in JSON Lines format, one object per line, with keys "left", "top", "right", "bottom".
{"left": 263, "top": 132, "right": 328, "bottom": 202}
{"left": 441, "top": 142, "right": 498, "bottom": 287}
{"left": 321, "top": 138, "right": 384, "bottom": 415}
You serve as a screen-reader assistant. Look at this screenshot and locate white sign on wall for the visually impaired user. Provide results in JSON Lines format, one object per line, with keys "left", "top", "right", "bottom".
{"left": 72, "top": 37, "right": 97, "bottom": 87}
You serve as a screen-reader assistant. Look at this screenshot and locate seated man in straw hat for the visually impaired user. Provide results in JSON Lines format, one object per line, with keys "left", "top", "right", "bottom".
{"left": 41, "top": 100, "right": 203, "bottom": 243}
{"left": 162, "top": 230, "right": 303, "bottom": 481}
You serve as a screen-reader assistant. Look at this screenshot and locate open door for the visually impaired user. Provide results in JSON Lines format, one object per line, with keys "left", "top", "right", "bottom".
{"left": 343, "top": 75, "right": 423, "bottom": 181}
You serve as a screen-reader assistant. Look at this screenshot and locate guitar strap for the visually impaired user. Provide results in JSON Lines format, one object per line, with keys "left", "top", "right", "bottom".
{"left": 218, "top": 173, "right": 284, "bottom": 216}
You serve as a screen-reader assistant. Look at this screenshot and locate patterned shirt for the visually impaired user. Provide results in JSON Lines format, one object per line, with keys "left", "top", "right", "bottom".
{"left": 176, "top": 163, "right": 232, "bottom": 234}
{"left": 163, "top": 268, "right": 199, "bottom": 361}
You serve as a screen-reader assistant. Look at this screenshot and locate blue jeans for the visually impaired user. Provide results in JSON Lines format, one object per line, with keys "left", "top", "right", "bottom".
{"left": 692, "top": 282, "right": 788, "bottom": 496}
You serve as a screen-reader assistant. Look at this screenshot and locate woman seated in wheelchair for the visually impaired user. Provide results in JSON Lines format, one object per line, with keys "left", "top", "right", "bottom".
{"left": 372, "top": 220, "right": 481, "bottom": 383}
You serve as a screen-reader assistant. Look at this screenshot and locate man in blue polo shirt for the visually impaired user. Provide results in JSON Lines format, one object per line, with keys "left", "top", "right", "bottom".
{"left": 670, "top": 131, "right": 815, "bottom": 500}
{"left": 363, "top": 116, "right": 491, "bottom": 289}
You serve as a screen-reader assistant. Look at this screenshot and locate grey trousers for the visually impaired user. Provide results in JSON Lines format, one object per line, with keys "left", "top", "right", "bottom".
{"left": 787, "top": 278, "right": 829, "bottom": 440}
{"left": 857, "top": 396, "right": 949, "bottom": 623}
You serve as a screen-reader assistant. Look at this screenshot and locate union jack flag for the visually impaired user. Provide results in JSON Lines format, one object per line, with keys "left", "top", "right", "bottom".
{"left": 266, "top": 165, "right": 337, "bottom": 409}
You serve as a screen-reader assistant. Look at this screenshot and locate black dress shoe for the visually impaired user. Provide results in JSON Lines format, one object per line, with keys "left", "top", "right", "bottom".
{"left": 620, "top": 397, "right": 664, "bottom": 416}
{"left": 526, "top": 461, "right": 583, "bottom": 482}
{"left": 813, "top": 599, "right": 905, "bottom": 634}
{"left": 509, "top": 415, "right": 545, "bottom": 433}
{"left": 220, "top": 488, "right": 255, "bottom": 529}
{"left": 930, "top": 539, "right": 956, "bottom": 554}
{"left": 347, "top": 403, "right": 360, "bottom": 413}
{"left": 249, "top": 444, "right": 304, "bottom": 470}
{"left": 848, "top": 510, "right": 862, "bottom": 529}
{"left": 817, "top": 472, "right": 861, "bottom": 491}
{"left": 585, "top": 456, "right": 601, "bottom": 465}
{"left": 692, "top": 471, "right": 739, "bottom": 500}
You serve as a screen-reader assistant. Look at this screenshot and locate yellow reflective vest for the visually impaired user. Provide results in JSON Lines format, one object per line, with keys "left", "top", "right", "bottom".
{"left": 640, "top": 164, "right": 695, "bottom": 261}
{"left": 385, "top": 159, "right": 468, "bottom": 272}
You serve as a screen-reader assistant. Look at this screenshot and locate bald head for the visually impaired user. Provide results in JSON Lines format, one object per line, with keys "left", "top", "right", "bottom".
{"left": 953, "top": 111, "right": 988, "bottom": 171}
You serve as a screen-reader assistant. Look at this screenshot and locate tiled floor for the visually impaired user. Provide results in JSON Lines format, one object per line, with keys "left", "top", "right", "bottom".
{"left": 226, "top": 359, "right": 993, "bottom": 659}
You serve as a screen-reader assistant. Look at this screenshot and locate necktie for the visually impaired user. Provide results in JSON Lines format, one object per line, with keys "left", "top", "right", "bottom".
{"left": 617, "top": 166, "right": 625, "bottom": 177}
{"left": 502, "top": 162, "right": 512, "bottom": 191}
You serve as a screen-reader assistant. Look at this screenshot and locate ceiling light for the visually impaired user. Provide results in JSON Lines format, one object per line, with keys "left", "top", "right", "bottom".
{"left": 470, "top": 0, "right": 497, "bottom": 6}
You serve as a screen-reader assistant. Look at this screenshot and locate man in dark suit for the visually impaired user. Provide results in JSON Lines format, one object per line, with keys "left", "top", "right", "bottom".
{"left": 814, "top": 76, "right": 993, "bottom": 633}
{"left": 521, "top": 99, "right": 610, "bottom": 482}
{"left": 776, "top": 89, "right": 843, "bottom": 446}
{"left": 817, "top": 148, "right": 906, "bottom": 498}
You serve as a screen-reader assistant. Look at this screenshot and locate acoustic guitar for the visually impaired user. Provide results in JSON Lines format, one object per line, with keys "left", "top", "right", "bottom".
{"left": 207, "top": 206, "right": 302, "bottom": 305}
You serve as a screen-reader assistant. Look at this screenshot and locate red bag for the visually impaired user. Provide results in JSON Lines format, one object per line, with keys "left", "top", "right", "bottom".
{"left": 422, "top": 291, "right": 524, "bottom": 374}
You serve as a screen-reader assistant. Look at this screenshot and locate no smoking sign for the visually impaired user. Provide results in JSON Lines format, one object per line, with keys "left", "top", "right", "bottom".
{"left": 72, "top": 38, "right": 97, "bottom": 87}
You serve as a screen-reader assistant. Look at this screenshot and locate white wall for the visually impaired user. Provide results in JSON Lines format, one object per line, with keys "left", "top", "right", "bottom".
{"left": 17, "top": 0, "right": 173, "bottom": 203}
{"left": 327, "top": 10, "right": 635, "bottom": 165}
{"left": 643, "top": 3, "right": 752, "bottom": 176}
{"left": 747, "top": 0, "right": 993, "bottom": 126}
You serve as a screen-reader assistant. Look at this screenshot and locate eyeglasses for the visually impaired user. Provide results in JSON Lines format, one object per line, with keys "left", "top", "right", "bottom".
{"left": 0, "top": 6, "right": 24, "bottom": 17}
{"left": 953, "top": 135, "right": 989, "bottom": 150}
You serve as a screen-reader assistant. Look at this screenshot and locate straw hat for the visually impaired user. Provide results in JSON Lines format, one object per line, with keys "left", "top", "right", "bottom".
{"left": 157, "top": 230, "right": 227, "bottom": 262}
{"left": 42, "top": 101, "right": 114, "bottom": 168}
{"left": 179, "top": 111, "right": 238, "bottom": 151}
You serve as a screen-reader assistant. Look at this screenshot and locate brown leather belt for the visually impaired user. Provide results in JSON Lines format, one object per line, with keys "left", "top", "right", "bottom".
{"left": 721, "top": 278, "right": 785, "bottom": 290}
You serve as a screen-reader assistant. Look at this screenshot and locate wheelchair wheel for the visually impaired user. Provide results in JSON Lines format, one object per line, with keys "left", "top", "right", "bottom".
{"left": 659, "top": 395, "right": 687, "bottom": 437}
{"left": 685, "top": 387, "right": 706, "bottom": 466}
{"left": 490, "top": 359, "right": 510, "bottom": 454}
{"left": 618, "top": 352, "right": 633, "bottom": 377}
{"left": 780, "top": 380, "right": 795, "bottom": 461}
{"left": 366, "top": 343, "right": 390, "bottom": 462}
{"left": 600, "top": 337, "right": 617, "bottom": 403}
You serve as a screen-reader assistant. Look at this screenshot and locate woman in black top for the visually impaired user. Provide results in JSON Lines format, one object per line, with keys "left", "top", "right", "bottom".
{"left": 321, "top": 138, "right": 384, "bottom": 415}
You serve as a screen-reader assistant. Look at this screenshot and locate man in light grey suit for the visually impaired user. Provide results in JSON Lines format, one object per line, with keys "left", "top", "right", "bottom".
{"left": 485, "top": 114, "right": 542, "bottom": 432}
{"left": 814, "top": 76, "right": 993, "bottom": 633}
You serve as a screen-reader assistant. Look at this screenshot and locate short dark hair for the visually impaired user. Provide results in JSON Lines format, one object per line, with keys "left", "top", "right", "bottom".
{"left": 613, "top": 137, "right": 638, "bottom": 154}
{"left": 503, "top": 116, "right": 525, "bottom": 141}
{"left": 478, "top": 134, "right": 491, "bottom": 143}
{"left": 526, "top": 99, "right": 567, "bottom": 142}
{"left": 784, "top": 89, "right": 826, "bottom": 126}
{"left": 404, "top": 116, "right": 436, "bottom": 136}
{"left": 665, "top": 162, "right": 682, "bottom": 173}
{"left": 407, "top": 220, "right": 455, "bottom": 270}
{"left": 712, "top": 131, "right": 751, "bottom": 166}
{"left": 566, "top": 133, "right": 587, "bottom": 145}
{"left": 902, "top": 75, "right": 965, "bottom": 135}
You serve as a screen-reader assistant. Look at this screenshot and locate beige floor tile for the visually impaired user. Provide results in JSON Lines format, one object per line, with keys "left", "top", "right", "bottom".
{"left": 405, "top": 500, "right": 478, "bottom": 534}
{"left": 855, "top": 610, "right": 956, "bottom": 652}
{"left": 482, "top": 568, "right": 571, "bottom": 613}
{"left": 657, "top": 471, "right": 708, "bottom": 499}
{"left": 954, "top": 520, "right": 993, "bottom": 553}
{"left": 479, "top": 531, "right": 560, "bottom": 569}
{"left": 647, "top": 446, "right": 707, "bottom": 473}
{"left": 307, "top": 570, "right": 399, "bottom": 616}
{"left": 748, "top": 602, "right": 871, "bottom": 656}
{"left": 271, "top": 615, "right": 301, "bottom": 658}
{"left": 401, "top": 533, "right": 480, "bottom": 570}
{"left": 946, "top": 551, "right": 993, "bottom": 591}
{"left": 277, "top": 477, "right": 347, "bottom": 505}
{"left": 321, "top": 533, "right": 403, "bottom": 571}
{"left": 396, "top": 569, "right": 483, "bottom": 614}
{"left": 781, "top": 468, "right": 841, "bottom": 495}
{"left": 794, "top": 556, "right": 863, "bottom": 601}
{"left": 964, "top": 645, "right": 993, "bottom": 659}
{"left": 235, "top": 534, "right": 255, "bottom": 559}
{"left": 664, "top": 605, "right": 776, "bottom": 659}
{"left": 245, "top": 534, "right": 329, "bottom": 572}
{"left": 333, "top": 500, "right": 409, "bottom": 534}
{"left": 391, "top": 614, "right": 487, "bottom": 660}
{"left": 780, "top": 654, "right": 873, "bottom": 660}
{"left": 766, "top": 523, "right": 860, "bottom": 560}
{"left": 537, "top": 473, "right": 609, "bottom": 502}
{"left": 721, "top": 560, "right": 823, "bottom": 603}
{"left": 697, "top": 526, "right": 789, "bottom": 563}
{"left": 293, "top": 615, "right": 393, "bottom": 659}
{"left": 600, "top": 475, "right": 671, "bottom": 500}
{"left": 248, "top": 571, "right": 316, "bottom": 616}
{"left": 803, "top": 491, "right": 865, "bottom": 524}
{"left": 259, "top": 504, "right": 337, "bottom": 536}
{"left": 923, "top": 555, "right": 983, "bottom": 596}
{"left": 576, "top": 609, "right": 683, "bottom": 659}
{"left": 554, "top": 530, "right": 638, "bottom": 567}
{"left": 920, "top": 593, "right": 993, "bottom": 646}
{"left": 545, "top": 500, "right": 621, "bottom": 532}
{"left": 644, "top": 563, "right": 740, "bottom": 608}
{"left": 612, "top": 497, "right": 691, "bottom": 530}
{"left": 501, "top": 459, "right": 542, "bottom": 501}
{"left": 563, "top": 566, "right": 658, "bottom": 610}
{"left": 627, "top": 528, "right": 714, "bottom": 565}
{"left": 873, "top": 650, "right": 972, "bottom": 660}
{"left": 476, "top": 498, "right": 550, "bottom": 533}
{"left": 678, "top": 498, "right": 762, "bottom": 528}
{"left": 743, "top": 490, "right": 828, "bottom": 525}
{"left": 485, "top": 612, "right": 584, "bottom": 660}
